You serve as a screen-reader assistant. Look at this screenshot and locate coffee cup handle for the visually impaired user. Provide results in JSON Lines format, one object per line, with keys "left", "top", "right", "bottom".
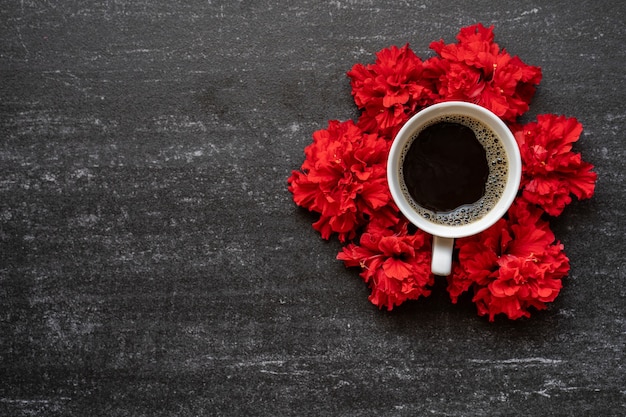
{"left": 431, "top": 236, "right": 454, "bottom": 276}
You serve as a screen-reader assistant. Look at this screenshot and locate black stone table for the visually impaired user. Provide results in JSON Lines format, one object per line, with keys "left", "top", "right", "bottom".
{"left": 2, "top": 1, "right": 625, "bottom": 415}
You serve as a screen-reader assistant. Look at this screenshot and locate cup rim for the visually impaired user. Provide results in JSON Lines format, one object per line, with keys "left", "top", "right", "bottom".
{"left": 387, "top": 101, "right": 522, "bottom": 238}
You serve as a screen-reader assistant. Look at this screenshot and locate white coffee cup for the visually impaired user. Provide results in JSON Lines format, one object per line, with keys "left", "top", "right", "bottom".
{"left": 387, "top": 101, "right": 522, "bottom": 276}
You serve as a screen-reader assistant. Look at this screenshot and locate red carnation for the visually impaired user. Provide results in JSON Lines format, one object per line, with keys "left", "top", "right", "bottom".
{"left": 449, "top": 200, "right": 570, "bottom": 321}
{"left": 288, "top": 120, "right": 397, "bottom": 242}
{"left": 513, "top": 114, "right": 597, "bottom": 216}
{"left": 428, "top": 23, "right": 542, "bottom": 122}
{"left": 338, "top": 219, "right": 434, "bottom": 310}
{"left": 347, "top": 44, "right": 438, "bottom": 139}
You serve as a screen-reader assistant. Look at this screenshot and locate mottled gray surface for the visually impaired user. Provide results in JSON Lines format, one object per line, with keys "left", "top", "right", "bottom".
{"left": 1, "top": 0, "right": 625, "bottom": 416}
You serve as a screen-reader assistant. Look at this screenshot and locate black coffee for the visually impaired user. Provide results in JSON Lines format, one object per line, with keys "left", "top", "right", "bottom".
{"left": 398, "top": 114, "right": 509, "bottom": 226}
{"left": 402, "top": 121, "right": 489, "bottom": 212}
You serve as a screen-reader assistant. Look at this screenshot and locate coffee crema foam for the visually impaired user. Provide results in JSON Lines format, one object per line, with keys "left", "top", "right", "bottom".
{"left": 399, "top": 114, "right": 509, "bottom": 226}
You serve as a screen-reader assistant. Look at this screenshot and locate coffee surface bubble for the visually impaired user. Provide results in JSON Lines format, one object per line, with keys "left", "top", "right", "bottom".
{"left": 399, "top": 114, "right": 509, "bottom": 226}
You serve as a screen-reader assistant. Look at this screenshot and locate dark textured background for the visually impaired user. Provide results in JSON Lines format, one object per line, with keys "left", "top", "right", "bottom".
{"left": 1, "top": 1, "right": 625, "bottom": 416}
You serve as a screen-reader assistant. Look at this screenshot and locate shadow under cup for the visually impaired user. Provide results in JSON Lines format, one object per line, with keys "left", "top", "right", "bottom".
{"left": 387, "top": 102, "right": 522, "bottom": 276}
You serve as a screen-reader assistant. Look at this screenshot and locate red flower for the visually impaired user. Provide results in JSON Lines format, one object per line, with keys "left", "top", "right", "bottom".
{"left": 449, "top": 200, "right": 570, "bottom": 321}
{"left": 513, "top": 114, "right": 597, "bottom": 216}
{"left": 338, "top": 219, "right": 434, "bottom": 310}
{"left": 347, "top": 44, "right": 438, "bottom": 139}
{"left": 288, "top": 120, "right": 397, "bottom": 242}
{"left": 429, "top": 23, "right": 542, "bottom": 122}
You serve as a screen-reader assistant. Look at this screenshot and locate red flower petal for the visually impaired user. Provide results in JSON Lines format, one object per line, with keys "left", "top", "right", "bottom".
{"left": 429, "top": 23, "right": 541, "bottom": 122}
{"left": 449, "top": 199, "right": 569, "bottom": 321}
{"left": 382, "top": 258, "right": 413, "bottom": 280}
{"left": 348, "top": 44, "right": 438, "bottom": 139}
{"left": 513, "top": 115, "right": 597, "bottom": 216}
{"left": 288, "top": 119, "right": 397, "bottom": 242}
{"left": 337, "top": 221, "right": 433, "bottom": 310}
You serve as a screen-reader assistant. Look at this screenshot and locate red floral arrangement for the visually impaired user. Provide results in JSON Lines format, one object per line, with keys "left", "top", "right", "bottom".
{"left": 288, "top": 24, "right": 597, "bottom": 321}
